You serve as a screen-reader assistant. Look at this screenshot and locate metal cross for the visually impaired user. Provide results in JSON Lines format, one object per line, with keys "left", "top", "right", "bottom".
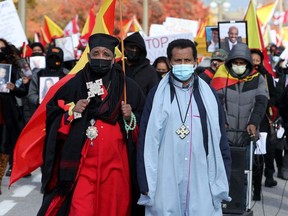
{"left": 86, "top": 79, "right": 104, "bottom": 99}
{"left": 176, "top": 124, "right": 190, "bottom": 139}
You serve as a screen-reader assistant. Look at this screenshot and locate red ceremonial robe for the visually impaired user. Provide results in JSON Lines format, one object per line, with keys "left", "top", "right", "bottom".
{"left": 69, "top": 120, "right": 131, "bottom": 215}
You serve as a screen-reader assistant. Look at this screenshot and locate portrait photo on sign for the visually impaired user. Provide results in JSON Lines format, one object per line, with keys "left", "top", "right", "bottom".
{"left": 218, "top": 21, "right": 248, "bottom": 53}
{"left": 0, "top": 63, "right": 12, "bottom": 93}
{"left": 55, "top": 36, "right": 75, "bottom": 61}
{"left": 30, "top": 56, "right": 46, "bottom": 70}
{"left": 18, "top": 58, "right": 32, "bottom": 78}
{"left": 39, "top": 76, "right": 59, "bottom": 104}
{"left": 205, "top": 26, "right": 219, "bottom": 53}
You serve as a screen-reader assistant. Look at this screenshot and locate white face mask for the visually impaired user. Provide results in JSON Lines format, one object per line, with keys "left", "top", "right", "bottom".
{"left": 232, "top": 64, "right": 247, "bottom": 75}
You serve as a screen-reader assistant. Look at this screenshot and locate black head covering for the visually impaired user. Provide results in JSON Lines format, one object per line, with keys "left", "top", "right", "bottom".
{"left": 46, "top": 47, "right": 64, "bottom": 61}
{"left": 124, "top": 32, "right": 147, "bottom": 57}
{"left": 30, "top": 42, "right": 45, "bottom": 53}
{"left": 225, "top": 43, "right": 254, "bottom": 79}
{"left": 88, "top": 33, "right": 119, "bottom": 53}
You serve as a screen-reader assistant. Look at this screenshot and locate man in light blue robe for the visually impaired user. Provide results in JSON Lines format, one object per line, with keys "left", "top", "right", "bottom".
{"left": 137, "top": 39, "right": 231, "bottom": 216}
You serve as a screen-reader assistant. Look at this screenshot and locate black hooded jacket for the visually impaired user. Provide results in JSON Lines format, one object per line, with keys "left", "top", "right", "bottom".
{"left": 120, "top": 32, "right": 159, "bottom": 95}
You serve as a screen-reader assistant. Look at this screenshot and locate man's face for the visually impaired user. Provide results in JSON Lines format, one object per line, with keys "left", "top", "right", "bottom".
{"left": 228, "top": 27, "right": 239, "bottom": 43}
{"left": 170, "top": 47, "right": 195, "bottom": 66}
{"left": 212, "top": 30, "right": 219, "bottom": 42}
{"left": 88, "top": 47, "right": 114, "bottom": 61}
{"left": 0, "top": 67, "right": 6, "bottom": 78}
{"left": 231, "top": 58, "right": 247, "bottom": 66}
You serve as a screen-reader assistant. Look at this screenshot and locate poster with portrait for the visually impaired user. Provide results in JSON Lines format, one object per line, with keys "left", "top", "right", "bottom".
{"left": 218, "top": 21, "right": 248, "bottom": 53}
{"left": 18, "top": 58, "right": 32, "bottom": 78}
{"left": 0, "top": 63, "right": 12, "bottom": 93}
{"left": 205, "top": 26, "right": 219, "bottom": 53}
{"left": 29, "top": 56, "right": 46, "bottom": 70}
{"left": 39, "top": 76, "right": 59, "bottom": 104}
{"left": 55, "top": 36, "right": 75, "bottom": 61}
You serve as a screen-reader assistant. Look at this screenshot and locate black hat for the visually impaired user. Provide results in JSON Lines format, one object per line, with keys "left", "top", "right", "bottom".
{"left": 46, "top": 47, "right": 64, "bottom": 61}
{"left": 88, "top": 33, "right": 119, "bottom": 53}
{"left": 30, "top": 42, "right": 45, "bottom": 53}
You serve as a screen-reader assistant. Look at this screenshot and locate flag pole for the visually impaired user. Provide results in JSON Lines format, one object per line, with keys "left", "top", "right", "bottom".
{"left": 119, "top": 0, "right": 127, "bottom": 104}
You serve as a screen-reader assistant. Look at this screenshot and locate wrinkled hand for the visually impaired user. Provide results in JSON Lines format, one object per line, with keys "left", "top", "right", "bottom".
{"left": 247, "top": 124, "right": 256, "bottom": 137}
{"left": 6, "top": 82, "right": 15, "bottom": 91}
{"left": 73, "top": 99, "right": 90, "bottom": 113}
{"left": 121, "top": 101, "right": 132, "bottom": 121}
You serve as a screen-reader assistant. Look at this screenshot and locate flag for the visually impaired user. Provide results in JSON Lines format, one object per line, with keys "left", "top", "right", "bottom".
{"left": 10, "top": 0, "right": 118, "bottom": 186}
{"left": 64, "top": 15, "right": 80, "bottom": 36}
{"left": 132, "top": 15, "right": 143, "bottom": 32}
{"left": 244, "top": 0, "right": 273, "bottom": 75}
{"left": 34, "top": 32, "right": 40, "bottom": 43}
{"left": 80, "top": 4, "right": 96, "bottom": 47}
{"left": 43, "top": 15, "right": 64, "bottom": 43}
{"left": 20, "top": 42, "right": 33, "bottom": 58}
{"left": 196, "top": 18, "right": 208, "bottom": 38}
{"left": 256, "top": 1, "right": 278, "bottom": 27}
{"left": 211, "top": 65, "right": 260, "bottom": 90}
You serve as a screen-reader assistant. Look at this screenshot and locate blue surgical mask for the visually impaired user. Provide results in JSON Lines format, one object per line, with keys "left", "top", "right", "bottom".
{"left": 172, "top": 64, "right": 196, "bottom": 81}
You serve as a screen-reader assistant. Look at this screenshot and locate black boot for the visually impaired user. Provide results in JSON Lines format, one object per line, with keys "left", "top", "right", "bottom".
{"left": 253, "top": 189, "right": 261, "bottom": 201}
{"left": 265, "top": 178, "right": 277, "bottom": 187}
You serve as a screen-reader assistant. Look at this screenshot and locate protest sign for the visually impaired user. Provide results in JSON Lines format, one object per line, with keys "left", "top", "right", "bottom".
{"left": 0, "top": 0, "right": 27, "bottom": 48}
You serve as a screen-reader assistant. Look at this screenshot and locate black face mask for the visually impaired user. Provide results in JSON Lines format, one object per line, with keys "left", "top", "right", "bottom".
{"left": 89, "top": 59, "right": 112, "bottom": 77}
{"left": 0, "top": 48, "right": 8, "bottom": 61}
{"left": 31, "top": 52, "right": 44, "bottom": 57}
{"left": 156, "top": 71, "right": 167, "bottom": 80}
{"left": 125, "top": 50, "right": 140, "bottom": 63}
{"left": 47, "top": 57, "right": 62, "bottom": 69}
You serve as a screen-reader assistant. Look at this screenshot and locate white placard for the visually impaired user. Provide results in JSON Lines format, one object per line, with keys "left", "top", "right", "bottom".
{"left": 55, "top": 36, "right": 75, "bottom": 61}
{"left": 29, "top": 56, "right": 46, "bottom": 70}
{"left": 280, "top": 48, "right": 288, "bottom": 60}
{"left": 144, "top": 33, "right": 194, "bottom": 64}
{"left": 0, "top": 0, "right": 28, "bottom": 48}
{"left": 254, "top": 132, "right": 267, "bottom": 155}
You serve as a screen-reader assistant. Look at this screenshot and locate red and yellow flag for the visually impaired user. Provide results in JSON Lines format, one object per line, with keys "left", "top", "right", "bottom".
{"left": 42, "top": 15, "right": 64, "bottom": 43}
{"left": 211, "top": 64, "right": 260, "bottom": 91}
{"left": 20, "top": 42, "right": 33, "bottom": 58}
{"left": 80, "top": 4, "right": 96, "bottom": 46}
{"left": 256, "top": 0, "right": 278, "bottom": 27}
{"left": 10, "top": 0, "right": 117, "bottom": 186}
{"left": 210, "top": 65, "right": 240, "bottom": 90}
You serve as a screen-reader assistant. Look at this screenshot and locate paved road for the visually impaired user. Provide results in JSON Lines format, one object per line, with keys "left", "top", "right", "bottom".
{"left": 0, "top": 167, "right": 287, "bottom": 216}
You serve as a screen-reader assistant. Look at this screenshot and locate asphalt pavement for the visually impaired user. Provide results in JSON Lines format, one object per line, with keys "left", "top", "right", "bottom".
{"left": 0, "top": 167, "right": 287, "bottom": 216}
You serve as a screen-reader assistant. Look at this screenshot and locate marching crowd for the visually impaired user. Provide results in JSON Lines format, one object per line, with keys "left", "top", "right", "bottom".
{"left": 0, "top": 31, "right": 288, "bottom": 215}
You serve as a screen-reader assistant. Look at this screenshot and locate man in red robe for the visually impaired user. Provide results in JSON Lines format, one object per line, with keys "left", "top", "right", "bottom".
{"left": 37, "top": 33, "right": 145, "bottom": 216}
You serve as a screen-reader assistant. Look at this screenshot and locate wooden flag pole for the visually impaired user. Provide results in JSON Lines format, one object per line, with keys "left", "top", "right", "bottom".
{"left": 119, "top": 0, "right": 127, "bottom": 104}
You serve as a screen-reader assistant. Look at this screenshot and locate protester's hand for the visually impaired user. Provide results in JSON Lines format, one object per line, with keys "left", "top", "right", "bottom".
{"left": 121, "top": 101, "right": 132, "bottom": 121}
{"left": 22, "top": 77, "right": 29, "bottom": 84}
{"left": 73, "top": 99, "right": 90, "bottom": 113}
{"left": 6, "top": 82, "right": 15, "bottom": 91}
{"left": 247, "top": 124, "right": 256, "bottom": 137}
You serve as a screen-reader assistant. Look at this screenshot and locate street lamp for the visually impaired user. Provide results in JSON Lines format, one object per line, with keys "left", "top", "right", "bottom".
{"left": 210, "top": 0, "right": 231, "bottom": 22}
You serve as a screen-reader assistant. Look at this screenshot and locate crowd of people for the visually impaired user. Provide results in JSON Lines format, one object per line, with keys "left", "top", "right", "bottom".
{"left": 0, "top": 31, "right": 288, "bottom": 215}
